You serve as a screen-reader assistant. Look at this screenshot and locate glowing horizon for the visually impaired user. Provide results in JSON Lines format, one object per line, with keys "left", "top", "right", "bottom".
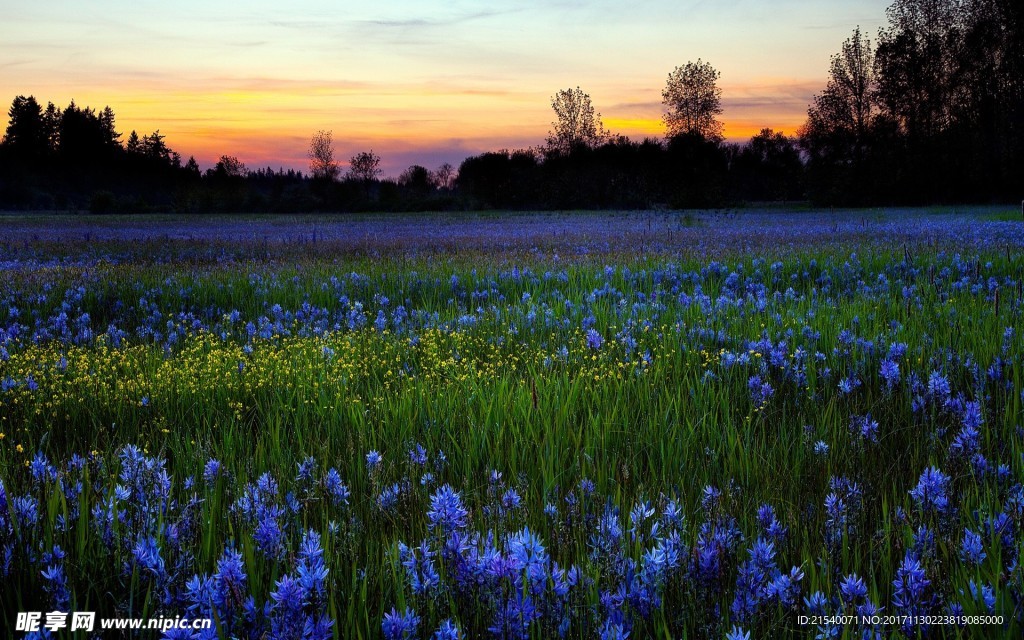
{"left": 2, "top": 1, "right": 892, "bottom": 176}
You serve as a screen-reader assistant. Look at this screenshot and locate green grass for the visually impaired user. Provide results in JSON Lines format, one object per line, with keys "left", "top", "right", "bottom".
{"left": 0, "top": 212, "right": 1022, "bottom": 637}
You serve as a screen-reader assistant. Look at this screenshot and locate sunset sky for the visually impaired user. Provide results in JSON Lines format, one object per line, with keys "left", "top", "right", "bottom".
{"left": 2, "top": 0, "right": 892, "bottom": 176}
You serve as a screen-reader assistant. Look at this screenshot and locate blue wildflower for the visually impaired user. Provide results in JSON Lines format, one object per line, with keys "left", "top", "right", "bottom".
{"left": 382, "top": 607, "right": 420, "bottom": 640}
{"left": 297, "top": 529, "right": 329, "bottom": 600}
{"left": 296, "top": 456, "right": 317, "bottom": 484}
{"left": 41, "top": 562, "right": 71, "bottom": 610}
{"left": 600, "top": 619, "right": 630, "bottom": 640}
{"left": 268, "top": 575, "right": 305, "bottom": 639}
{"left": 909, "top": 466, "right": 951, "bottom": 516}
{"left": 839, "top": 573, "right": 868, "bottom": 606}
{"left": 960, "top": 529, "right": 986, "bottom": 566}
{"left": 323, "top": 468, "right": 349, "bottom": 507}
{"left": 892, "top": 553, "right": 932, "bottom": 632}
{"left": 432, "top": 620, "right": 459, "bottom": 640}
{"left": 366, "top": 450, "right": 383, "bottom": 471}
{"left": 409, "top": 443, "right": 428, "bottom": 466}
{"left": 927, "top": 371, "right": 951, "bottom": 402}
{"left": 428, "top": 485, "right": 469, "bottom": 533}
{"left": 203, "top": 459, "right": 222, "bottom": 485}
{"left": 747, "top": 375, "right": 773, "bottom": 407}
{"left": 966, "top": 581, "right": 996, "bottom": 613}
{"left": 378, "top": 483, "right": 401, "bottom": 512}
{"left": 880, "top": 359, "right": 900, "bottom": 389}
{"left": 725, "top": 626, "right": 750, "bottom": 640}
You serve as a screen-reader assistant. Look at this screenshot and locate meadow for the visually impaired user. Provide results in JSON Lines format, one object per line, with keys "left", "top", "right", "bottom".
{"left": 0, "top": 207, "right": 1022, "bottom": 639}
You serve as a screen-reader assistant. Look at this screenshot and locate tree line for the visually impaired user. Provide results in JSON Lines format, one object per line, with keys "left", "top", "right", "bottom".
{"left": 1, "top": 0, "right": 1019, "bottom": 212}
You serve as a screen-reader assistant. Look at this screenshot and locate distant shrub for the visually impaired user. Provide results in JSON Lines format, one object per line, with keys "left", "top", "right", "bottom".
{"left": 89, "top": 190, "right": 116, "bottom": 214}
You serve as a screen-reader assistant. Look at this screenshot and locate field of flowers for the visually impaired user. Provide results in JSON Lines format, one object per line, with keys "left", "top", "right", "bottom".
{"left": 1, "top": 208, "right": 1022, "bottom": 639}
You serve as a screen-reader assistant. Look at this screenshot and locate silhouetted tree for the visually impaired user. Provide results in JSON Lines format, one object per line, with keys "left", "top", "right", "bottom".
{"left": 141, "top": 130, "right": 178, "bottom": 167}
{"left": 399, "top": 165, "right": 432, "bottom": 191}
{"left": 98, "top": 106, "right": 121, "bottom": 149}
{"left": 799, "top": 27, "right": 879, "bottom": 203}
{"left": 432, "top": 162, "right": 456, "bottom": 190}
{"left": 662, "top": 60, "right": 724, "bottom": 141}
{"left": 59, "top": 101, "right": 117, "bottom": 164}
{"left": 734, "top": 129, "right": 803, "bottom": 201}
{"left": 3, "top": 96, "right": 47, "bottom": 163}
{"left": 874, "top": 0, "right": 960, "bottom": 142}
{"left": 308, "top": 130, "right": 339, "bottom": 181}
{"left": 545, "top": 87, "right": 608, "bottom": 155}
{"left": 664, "top": 132, "right": 729, "bottom": 207}
{"left": 457, "top": 149, "right": 540, "bottom": 208}
{"left": 42, "top": 101, "right": 61, "bottom": 152}
{"left": 208, "top": 155, "right": 247, "bottom": 179}
{"left": 348, "top": 150, "right": 381, "bottom": 182}
{"left": 126, "top": 130, "right": 142, "bottom": 154}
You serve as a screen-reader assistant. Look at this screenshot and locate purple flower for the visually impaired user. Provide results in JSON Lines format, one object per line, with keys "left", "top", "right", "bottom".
{"left": 323, "top": 468, "right": 349, "bottom": 506}
{"left": 747, "top": 375, "right": 774, "bottom": 407}
{"left": 586, "top": 328, "right": 604, "bottom": 350}
{"left": 203, "top": 459, "right": 222, "bottom": 485}
{"left": 600, "top": 619, "right": 630, "bottom": 640}
{"left": 427, "top": 485, "right": 469, "bottom": 533}
{"left": 909, "top": 466, "right": 951, "bottom": 516}
{"left": 297, "top": 529, "right": 329, "bottom": 600}
{"left": 880, "top": 359, "right": 900, "bottom": 389}
{"left": 960, "top": 529, "right": 986, "bottom": 566}
{"left": 892, "top": 553, "right": 932, "bottom": 632}
{"left": 432, "top": 620, "right": 459, "bottom": 640}
{"left": 409, "top": 443, "right": 428, "bottom": 466}
{"left": 382, "top": 607, "right": 420, "bottom": 640}
{"left": 725, "top": 626, "right": 750, "bottom": 640}
{"left": 296, "top": 456, "right": 317, "bottom": 484}
{"left": 366, "top": 450, "right": 383, "bottom": 470}
{"left": 839, "top": 573, "right": 868, "bottom": 605}
{"left": 927, "top": 371, "right": 951, "bottom": 402}
{"left": 378, "top": 483, "right": 401, "bottom": 511}
{"left": 41, "top": 562, "right": 71, "bottom": 610}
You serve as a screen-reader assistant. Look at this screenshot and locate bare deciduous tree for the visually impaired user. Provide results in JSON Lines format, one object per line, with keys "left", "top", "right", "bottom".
{"left": 432, "top": 162, "right": 456, "bottom": 190}
{"left": 308, "top": 130, "right": 339, "bottom": 181}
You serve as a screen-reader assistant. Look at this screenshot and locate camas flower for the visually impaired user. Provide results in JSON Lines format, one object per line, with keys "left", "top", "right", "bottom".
{"left": 960, "top": 529, "right": 986, "bottom": 566}
{"left": 382, "top": 607, "right": 420, "bottom": 640}
{"left": 892, "top": 553, "right": 932, "bottom": 632}
{"left": 909, "top": 466, "right": 951, "bottom": 516}
{"left": 366, "top": 450, "right": 383, "bottom": 471}
{"left": 427, "top": 485, "right": 469, "bottom": 533}
{"left": 323, "top": 468, "right": 349, "bottom": 507}
{"left": 839, "top": 573, "right": 868, "bottom": 605}
{"left": 880, "top": 359, "right": 900, "bottom": 389}
{"left": 432, "top": 620, "right": 460, "bottom": 640}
